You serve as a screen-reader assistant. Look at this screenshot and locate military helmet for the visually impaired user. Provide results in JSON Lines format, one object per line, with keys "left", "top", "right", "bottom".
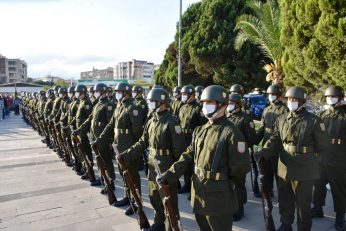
{"left": 267, "top": 84, "right": 282, "bottom": 95}
{"left": 33, "top": 92, "right": 38, "bottom": 97}
{"left": 201, "top": 85, "right": 228, "bottom": 104}
{"left": 75, "top": 84, "right": 87, "bottom": 93}
{"left": 195, "top": 85, "right": 204, "bottom": 93}
{"left": 58, "top": 87, "right": 67, "bottom": 94}
{"left": 152, "top": 85, "right": 163, "bottom": 89}
{"left": 94, "top": 83, "right": 108, "bottom": 92}
{"left": 324, "top": 85, "right": 344, "bottom": 97}
{"left": 39, "top": 90, "right": 46, "bottom": 96}
{"left": 230, "top": 84, "right": 244, "bottom": 94}
{"left": 173, "top": 86, "right": 181, "bottom": 94}
{"left": 114, "top": 82, "right": 131, "bottom": 94}
{"left": 181, "top": 85, "right": 195, "bottom": 94}
{"left": 132, "top": 85, "right": 144, "bottom": 93}
{"left": 48, "top": 88, "right": 54, "bottom": 95}
{"left": 107, "top": 86, "right": 113, "bottom": 93}
{"left": 88, "top": 86, "right": 94, "bottom": 93}
{"left": 285, "top": 86, "right": 306, "bottom": 100}
{"left": 68, "top": 86, "right": 75, "bottom": 93}
{"left": 229, "top": 93, "right": 242, "bottom": 105}
{"left": 54, "top": 85, "right": 61, "bottom": 92}
{"left": 147, "top": 87, "right": 170, "bottom": 105}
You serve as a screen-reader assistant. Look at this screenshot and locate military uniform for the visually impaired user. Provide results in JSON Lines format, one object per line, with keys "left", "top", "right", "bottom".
{"left": 134, "top": 96, "right": 148, "bottom": 124}
{"left": 258, "top": 105, "right": 329, "bottom": 230}
{"left": 43, "top": 92, "right": 55, "bottom": 145}
{"left": 257, "top": 100, "right": 289, "bottom": 194}
{"left": 171, "top": 98, "right": 183, "bottom": 118}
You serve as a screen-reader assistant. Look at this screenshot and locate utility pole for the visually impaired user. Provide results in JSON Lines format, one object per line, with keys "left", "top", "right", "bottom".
{"left": 178, "top": 0, "right": 182, "bottom": 87}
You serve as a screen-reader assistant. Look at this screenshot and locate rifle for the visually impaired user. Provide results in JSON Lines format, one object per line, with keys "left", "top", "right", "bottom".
{"left": 91, "top": 144, "right": 117, "bottom": 205}
{"left": 113, "top": 144, "right": 150, "bottom": 230}
{"left": 48, "top": 120, "right": 60, "bottom": 151}
{"left": 71, "top": 129, "right": 96, "bottom": 182}
{"left": 250, "top": 146, "right": 259, "bottom": 193}
{"left": 257, "top": 156, "right": 276, "bottom": 231}
{"left": 55, "top": 123, "right": 72, "bottom": 164}
{"left": 153, "top": 159, "right": 183, "bottom": 231}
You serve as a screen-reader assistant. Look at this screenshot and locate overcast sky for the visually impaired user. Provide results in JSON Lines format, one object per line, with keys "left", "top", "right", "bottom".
{"left": 0, "top": 0, "right": 199, "bottom": 79}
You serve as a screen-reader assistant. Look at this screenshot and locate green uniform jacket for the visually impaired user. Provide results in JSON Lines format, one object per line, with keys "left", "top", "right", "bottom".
{"left": 257, "top": 100, "right": 289, "bottom": 144}
{"left": 227, "top": 110, "right": 256, "bottom": 145}
{"left": 171, "top": 99, "right": 183, "bottom": 118}
{"left": 134, "top": 96, "right": 148, "bottom": 124}
{"left": 49, "top": 97, "right": 62, "bottom": 122}
{"left": 166, "top": 116, "right": 251, "bottom": 215}
{"left": 99, "top": 99, "right": 143, "bottom": 153}
{"left": 59, "top": 96, "right": 72, "bottom": 126}
{"left": 124, "top": 110, "right": 186, "bottom": 181}
{"left": 67, "top": 98, "right": 80, "bottom": 129}
{"left": 79, "top": 97, "right": 115, "bottom": 140}
{"left": 317, "top": 105, "right": 346, "bottom": 168}
{"left": 76, "top": 96, "right": 93, "bottom": 134}
{"left": 261, "top": 108, "right": 330, "bottom": 181}
{"left": 43, "top": 97, "right": 55, "bottom": 119}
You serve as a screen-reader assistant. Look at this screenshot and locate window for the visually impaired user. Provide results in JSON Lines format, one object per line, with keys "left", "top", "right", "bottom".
{"left": 8, "top": 61, "right": 17, "bottom": 65}
{"left": 9, "top": 67, "right": 16, "bottom": 71}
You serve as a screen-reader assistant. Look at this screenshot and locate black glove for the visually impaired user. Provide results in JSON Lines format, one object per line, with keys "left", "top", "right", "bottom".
{"left": 254, "top": 150, "right": 263, "bottom": 162}
{"left": 90, "top": 137, "right": 100, "bottom": 146}
{"left": 117, "top": 151, "right": 127, "bottom": 162}
{"left": 73, "top": 128, "right": 81, "bottom": 136}
{"left": 156, "top": 172, "right": 169, "bottom": 185}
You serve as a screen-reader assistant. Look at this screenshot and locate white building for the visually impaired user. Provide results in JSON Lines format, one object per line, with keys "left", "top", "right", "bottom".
{"left": 114, "top": 59, "right": 154, "bottom": 84}
{"left": 80, "top": 67, "right": 113, "bottom": 80}
{"left": 0, "top": 54, "right": 28, "bottom": 84}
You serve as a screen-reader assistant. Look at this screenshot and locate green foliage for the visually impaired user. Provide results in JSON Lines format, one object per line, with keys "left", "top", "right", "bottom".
{"left": 55, "top": 79, "right": 68, "bottom": 88}
{"left": 155, "top": 0, "right": 267, "bottom": 92}
{"left": 26, "top": 77, "right": 33, "bottom": 83}
{"left": 280, "top": 0, "right": 346, "bottom": 91}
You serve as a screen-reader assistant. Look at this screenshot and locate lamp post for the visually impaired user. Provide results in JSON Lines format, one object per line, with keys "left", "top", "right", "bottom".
{"left": 178, "top": 0, "right": 182, "bottom": 87}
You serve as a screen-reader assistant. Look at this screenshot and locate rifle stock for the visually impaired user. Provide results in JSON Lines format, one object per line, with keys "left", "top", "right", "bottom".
{"left": 71, "top": 131, "right": 96, "bottom": 182}
{"left": 258, "top": 157, "right": 276, "bottom": 231}
{"left": 153, "top": 159, "right": 183, "bottom": 231}
{"left": 91, "top": 144, "right": 117, "bottom": 205}
{"left": 113, "top": 144, "right": 150, "bottom": 230}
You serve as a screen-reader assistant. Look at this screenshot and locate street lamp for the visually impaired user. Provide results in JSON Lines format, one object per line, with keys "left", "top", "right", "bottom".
{"left": 178, "top": 0, "right": 182, "bottom": 87}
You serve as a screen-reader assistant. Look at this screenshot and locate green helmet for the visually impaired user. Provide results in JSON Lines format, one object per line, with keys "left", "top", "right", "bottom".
{"left": 114, "top": 82, "right": 131, "bottom": 94}
{"left": 48, "top": 88, "right": 54, "bottom": 95}
{"left": 230, "top": 84, "right": 244, "bottom": 94}
{"left": 147, "top": 88, "right": 170, "bottom": 105}
{"left": 201, "top": 85, "right": 228, "bottom": 104}
{"left": 267, "top": 84, "right": 282, "bottom": 95}
{"left": 152, "top": 85, "right": 163, "bottom": 89}
{"left": 33, "top": 92, "right": 38, "bottom": 97}
{"left": 107, "top": 86, "right": 113, "bottom": 93}
{"left": 39, "top": 90, "right": 46, "bottom": 96}
{"left": 94, "top": 83, "right": 108, "bottom": 92}
{"left": 195, "top": 85, "right": 204, "bottom": 94}
{"left": 285, "top": 86, "right": 306, "bottom": 100}
{"left": 75, "top": 84, "right": 87, "bottom": 93}
{"left": 229, "top": 93, "right": 242, "bottom": 105}
{"left": 58, "top": 87, "right": 67, "bottom": 94}
{"left": 88, "top": 86, "right": 95, "bottom": 93}
{"left": 68, "top": 86, "right": 75, "bottom": 93}
{"left": 173, "top": 86, "right": 181, "bottom": 94}
{"left": 324, "top": 85, "right": 344, "bottom": 97}
{"left": 132, "top": 85, "right": 144, "bottom": 93}
{"left": 181, "top": 85, "right": 195, "bottom": 94}
{"left": 54, "top": 85, "right": 61, "bottom": 92}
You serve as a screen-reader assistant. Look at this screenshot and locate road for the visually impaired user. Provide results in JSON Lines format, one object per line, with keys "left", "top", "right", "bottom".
{"left": 0, "top": 115, "right": 338, "bottom": 231}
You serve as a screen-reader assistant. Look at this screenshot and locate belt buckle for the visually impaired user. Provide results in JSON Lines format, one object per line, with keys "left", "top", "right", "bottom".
{"left": 338, "top": 139, "right": 341, "bottom": 144}
{"left": 303, "top": 147, "right": 307, "bottom": 153}
{"left": 215, "top": 172, "right": 220, "bottom": 181}
{"left": 332, "top": 138, "right": 335, "bottom": 144}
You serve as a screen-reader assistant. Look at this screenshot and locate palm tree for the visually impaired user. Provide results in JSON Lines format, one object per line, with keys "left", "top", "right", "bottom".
{"left": 234, "top": 0, "right": 284, "bottom": 85}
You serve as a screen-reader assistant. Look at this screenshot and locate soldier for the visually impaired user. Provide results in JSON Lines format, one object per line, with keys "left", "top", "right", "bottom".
{"left": 256, "top": 84, "right": 289, "bottom": 198}
{"left": 195, "top": 85, "right": 204, "bottom": 103}
{"left": 78, "top": 83, "right": 116, "bottom": 195}
{"left": 93, "top": 82, "right": 144, "bottom": 215}
{"left": 178, "top": 85, "right": 205, "bottom": 195}
{"left": 132, "top": 85, "right": 148, "bottom": 124}
{"left": 255, "top": 86, "right": 329, "bottom": 231}
{"left": 171, "top": 86, "right": 183, "bottom": 118}
{"left": 107, "top": 87, "right": 114, "bottom": 102}
{"left": 230, "top": 84, "right": 252, "bottom": 117}
{"left": 37, "top": 90, "right": 47, "bottom": 143}
{"left": 311, "top": 86, "right": 346, "bottom": 230}
{"left": 89, "top": 86, "right": 97, "bottom": 106}
{"left": 159, "top": 85, "right": 250, "bottom": 231}
{"left": 119, "top": 87, "right": 186, "bottom": 231}
{"left": 226, "top": 93, "right": 257, "bottom": 221}
{"left": 73, "top": 84, "right": 99, "bottom": 186}
{"left": 43, "top": 89, "right": 55, "bottom": 148}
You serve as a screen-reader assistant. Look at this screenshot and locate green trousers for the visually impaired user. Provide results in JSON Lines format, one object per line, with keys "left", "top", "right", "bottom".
{"left": 195, "top": 213, "right": 233, "bottom": 231}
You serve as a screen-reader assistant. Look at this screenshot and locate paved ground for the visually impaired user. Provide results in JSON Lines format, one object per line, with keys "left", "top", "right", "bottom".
{"left": 0, "top": 115, "right": 339, "bottom": 231}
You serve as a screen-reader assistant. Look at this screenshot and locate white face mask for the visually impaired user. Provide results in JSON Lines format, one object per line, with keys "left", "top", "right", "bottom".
{"left": 195, "top": 92, "right": 199, "bottom": 98}
{"left": 268, "top": 95, "right": 277, "bottom": 102}
{"left": 227, "top": 104, "right": 235, "bottom": 112}
{"left": 132, "top": 92, "right": 137, "bottom": 99}
{"left": 173, "top": 93, "right": 178, "bottom": 97}
{"left": 68, "top": 93, "right": 73, "bottom": 98}
{"left": 46, "top": 93, "right": 49, "bottom": 97}
{"left": 148, "top": 101, "right": 157, "bottom": 111}
{"left": 287, "top": 100, "right": 299, "bottom": 111}
{"left": 115, "top": 93, "right": 123, "bottom": 101}
{"left": 75, "top": 92, "right": 80, "bottom": 98}
{"left": 202, "top": 104, "right": 216, "bottom": 118}
{"left": 181, "top": 95, "right": 188, "bottom": 103}
{"left": 59, "top": 93, "right": 63, "bottom": 98}
{"left": 94, "top": 92, "right": 101, "bottom": 98}
{"left": 326, "top": 96, "right": 339, "bottom": 105}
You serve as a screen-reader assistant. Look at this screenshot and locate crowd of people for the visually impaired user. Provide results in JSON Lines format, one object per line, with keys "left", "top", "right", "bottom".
{"left": 18, "top": 82, "right": 345, "bottom": 231}
{"left": 0, "top": 93, "right": 21, "bottom": 120}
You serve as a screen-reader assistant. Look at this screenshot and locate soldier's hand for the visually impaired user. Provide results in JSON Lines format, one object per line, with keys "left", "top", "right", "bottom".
{"left": 90, "top": 138, "right": 100, "bottom": 146}
{"left": 254, "top": 151, "right": 263, "bottom": 162}
{"left": 73, "top": 128, "right": 81, "bottom": 136}
{"left": 156, "top": 172, "right": 169, "bottom": 185}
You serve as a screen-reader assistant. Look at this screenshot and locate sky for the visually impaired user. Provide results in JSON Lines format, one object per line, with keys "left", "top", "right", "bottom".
{"left": 0, "top": 0, "right": 199, "bottom": 79}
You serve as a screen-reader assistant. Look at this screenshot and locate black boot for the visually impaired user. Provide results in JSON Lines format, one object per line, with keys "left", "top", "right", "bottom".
{"left": 311, "top": 207, "right": 324, "bottom": 218}
{"left": 113, "top": 197, "right": 130, "bottom": 207}
{"left": 124, "top": 201, "right": 138, "bottom": 216}
{"left": 233, "top": 205, "right": 244, "bottom": 221}
{"left": 90, "top": 178, "right": 102, "bottom": 186}
{"left": 276, "top": 223, "right": 292, "bottom": 231}
{"left": 335, "top": 212, "right": 345, "bottom": 231}
{"left": 177, "top": 185, "right": 189, "bottom": 194}
{"left": 141, "top": 223, "right": 165, "bottom": 231}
